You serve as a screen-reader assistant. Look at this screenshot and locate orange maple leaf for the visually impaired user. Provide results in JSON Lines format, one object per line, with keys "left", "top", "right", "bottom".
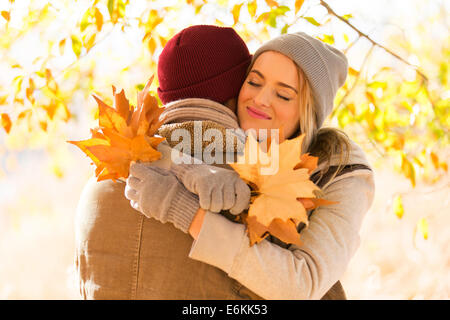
{"left": 1, "top": 113, "right": 12, "bottom": 133}
{"left": 68, "top": 76, "right": 166, "bottom": 182}
{"left": 229, "top": 132, "right": 336, "bottom": 247}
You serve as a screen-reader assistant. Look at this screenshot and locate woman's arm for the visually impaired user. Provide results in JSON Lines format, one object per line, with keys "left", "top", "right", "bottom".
{"left": 189, "top": 208, "right": 206, "bottom": 239}
{"left": 187, "top": 170, "right": 375, "bottom": 300}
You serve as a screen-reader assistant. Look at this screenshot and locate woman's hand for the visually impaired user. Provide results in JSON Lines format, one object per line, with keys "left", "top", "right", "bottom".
{"left": 171, "top": 164, "right": 251, "bottom": 215}
{"left": 124, "top": 162, "right": 200, "bottom": 234}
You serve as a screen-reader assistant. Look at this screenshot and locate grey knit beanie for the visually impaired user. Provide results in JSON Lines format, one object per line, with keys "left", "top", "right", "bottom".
{"left": 251, "top": 32, "right": 348, "bottom": 128}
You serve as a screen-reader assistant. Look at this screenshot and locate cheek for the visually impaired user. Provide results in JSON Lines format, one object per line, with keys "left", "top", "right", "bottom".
{"left": 237, "top": 84, "right": 252, "bottom": 105}
{"left": 276, "top": 102, "right": 299, "bottom": 122}
{"left": 237, "top": 106, "right": 252, "bottom": 131}
{"left": 237, "top": 86, "right": 252, "bottom": 127}
{"left": 237, "top": 95, "right": 246, "bottom": 120}
{"left": 274, "top": 102, "right": 299, "bottom": 133}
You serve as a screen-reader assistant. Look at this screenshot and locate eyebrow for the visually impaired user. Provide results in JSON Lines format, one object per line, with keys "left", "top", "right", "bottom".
{"left": 250, "top": 70, "right": 298, "bottom": 94}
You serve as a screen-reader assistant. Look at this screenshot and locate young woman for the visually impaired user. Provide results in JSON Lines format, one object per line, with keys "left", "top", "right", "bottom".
{"left": 125, "top": 31, "right": 375, "bottom": 299}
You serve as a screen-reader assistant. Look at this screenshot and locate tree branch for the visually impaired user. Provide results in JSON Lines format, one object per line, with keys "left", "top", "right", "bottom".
{"left": 319, "top": 0, "right": 429, "bottom": 83}
{"left": 335, "top": 44, "right": 375, "bottom": 112}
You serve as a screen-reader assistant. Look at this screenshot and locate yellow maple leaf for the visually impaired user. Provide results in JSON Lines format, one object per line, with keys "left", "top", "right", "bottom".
{"left": 229, "top": 132, "right": 335, "bottom": 246}
{"left": 68, "top": 76, "right": 166, "bottom": 182}
{"left": 252, "top": 168, "right": 318, "bottom": 226}
{"left": 230, "top": 133, "right": 319, "bottom": 224}
{"left": 245, "top": 215, "right": 303, "bottom": 247}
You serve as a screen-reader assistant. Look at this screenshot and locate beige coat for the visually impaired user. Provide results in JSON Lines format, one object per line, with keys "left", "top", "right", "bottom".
{"left": 74, "top": 99, "right": 374, "bottom": 299}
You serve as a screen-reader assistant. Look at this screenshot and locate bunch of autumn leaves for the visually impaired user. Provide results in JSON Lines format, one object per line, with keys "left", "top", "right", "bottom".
{"left": 69, "top": 78, "right": 336, "bottom": 247}
{"left": 69, "top": 77, "right": 165, "bottom": 181}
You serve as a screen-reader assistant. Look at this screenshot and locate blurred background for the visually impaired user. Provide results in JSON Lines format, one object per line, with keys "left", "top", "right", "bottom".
{"left": 0, "top": 0, "right": 448, "bottom": 299}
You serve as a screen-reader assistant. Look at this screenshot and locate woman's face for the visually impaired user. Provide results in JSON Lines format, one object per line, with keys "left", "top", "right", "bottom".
{"left": 237, "top": 51, "right": 300, "bottom": 139}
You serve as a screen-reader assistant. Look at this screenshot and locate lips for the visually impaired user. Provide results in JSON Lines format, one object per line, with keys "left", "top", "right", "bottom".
{"left": 246, "top": 106, "right": 271, "bottom": 120}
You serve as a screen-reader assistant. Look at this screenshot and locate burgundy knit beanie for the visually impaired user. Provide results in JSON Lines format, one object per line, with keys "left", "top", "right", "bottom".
{"left": 157, "top": 25, "right": 252, "bottom": 105}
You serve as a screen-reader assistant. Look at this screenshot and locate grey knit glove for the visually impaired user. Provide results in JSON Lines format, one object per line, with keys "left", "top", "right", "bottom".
{"left": 170, "top": 163, "right": 251, "bottom": 214}
{"left": 124, "top": 162, "right": 200, "bottom": 233}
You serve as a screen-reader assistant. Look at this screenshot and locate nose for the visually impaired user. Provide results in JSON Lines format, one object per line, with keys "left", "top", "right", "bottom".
{"left": 253, "top": 86, "right": 271, "bottom": 108}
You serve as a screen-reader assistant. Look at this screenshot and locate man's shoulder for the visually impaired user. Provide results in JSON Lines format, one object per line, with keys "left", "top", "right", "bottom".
{"left": 80, "top": 176, "right": 126, "bottom": 201}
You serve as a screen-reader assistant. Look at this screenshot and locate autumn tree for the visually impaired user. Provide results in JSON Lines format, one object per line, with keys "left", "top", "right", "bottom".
{"left": 0, "top": 0, "right": 448, "bottom": 228}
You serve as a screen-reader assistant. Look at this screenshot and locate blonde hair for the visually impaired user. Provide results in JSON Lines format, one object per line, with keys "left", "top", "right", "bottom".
{"left": 294, "top": 66, "right": 351, "bottom": 182}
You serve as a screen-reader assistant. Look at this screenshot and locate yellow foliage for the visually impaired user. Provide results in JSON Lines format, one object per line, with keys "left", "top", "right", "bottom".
{"left": 230, "top": 133, "right": 336, "bottom": 246}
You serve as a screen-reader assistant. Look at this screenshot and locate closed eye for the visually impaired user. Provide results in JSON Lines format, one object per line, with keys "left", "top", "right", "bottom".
{"left": 248, "top": 80, "right": 291, "bottom": 101}
{"left": 247, "top": 81, "right": 261, "bottom": 87}
{"left": 277, "top": 94, "right": 291, "bottom": 101}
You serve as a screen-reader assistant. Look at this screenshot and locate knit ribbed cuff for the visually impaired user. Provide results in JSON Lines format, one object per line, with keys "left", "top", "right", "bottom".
{"left": 167, "top": 185, "right": 200, "bottom": 233}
